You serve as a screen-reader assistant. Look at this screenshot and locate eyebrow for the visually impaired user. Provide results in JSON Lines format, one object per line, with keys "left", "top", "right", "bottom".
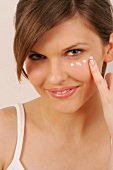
{"left": 29, "top": 42, "right": 89, "bottom": 55}
{"left": 29, "top": 50, "right": 41, "bottom": 55}
{"left": 62, "top": 42, "right": 89, "bottom": 51}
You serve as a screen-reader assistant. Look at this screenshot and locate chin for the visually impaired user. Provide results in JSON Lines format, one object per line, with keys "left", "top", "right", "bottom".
{"left": 48, "top": 91, "right": 97, "bottom": 115}
{"left": 49, "top": 100, "right": 84, "bottom": 115}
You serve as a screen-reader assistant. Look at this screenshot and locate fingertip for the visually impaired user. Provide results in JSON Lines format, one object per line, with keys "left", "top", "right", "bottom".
{"left": 89, "top": 56, "right": 95, "bottom": 67}
{"left": 89, "top": 59, "right": 95, "bottom": 66}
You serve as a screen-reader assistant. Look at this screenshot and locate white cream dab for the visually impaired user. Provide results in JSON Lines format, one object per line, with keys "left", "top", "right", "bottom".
{"left": 83, "top": 60, "right": 87, "bottom": 63}
{"left": 70, "top": 63, "right": 75, "bottom": 67}
{"left": 89, "top": 56, "right": 93, "bottom": 60}
{"left": 76, "top": 62, "right": 82, "bottom": 66}
{"left": 70, "top": 59, "right": 87, "bottom": 67}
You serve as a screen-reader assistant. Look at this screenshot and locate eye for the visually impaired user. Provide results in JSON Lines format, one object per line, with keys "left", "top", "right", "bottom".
{"left": 29, "top": 53, "right": 46, "bottom": 60}
{"left": 66, "top": 49, "right": 83, "bottom": 56}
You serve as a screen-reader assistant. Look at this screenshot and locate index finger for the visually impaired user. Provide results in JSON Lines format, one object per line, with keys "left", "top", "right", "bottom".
{"left": 89, "top": 57, "right": 109, "bottom": 97}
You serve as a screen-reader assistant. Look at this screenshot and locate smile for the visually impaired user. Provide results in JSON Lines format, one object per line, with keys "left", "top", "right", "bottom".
{"left": 47, "top": 86, "right": 79, "bottom": 99}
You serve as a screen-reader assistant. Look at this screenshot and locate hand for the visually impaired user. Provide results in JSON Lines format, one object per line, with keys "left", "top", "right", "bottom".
{"left": 89, "top": 57, "right": 113, "bottom": 137}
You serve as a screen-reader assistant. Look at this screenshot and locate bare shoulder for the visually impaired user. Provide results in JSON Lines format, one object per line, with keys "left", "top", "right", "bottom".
{"left": 0, "top": 106, "right": 17, "bottom": 169}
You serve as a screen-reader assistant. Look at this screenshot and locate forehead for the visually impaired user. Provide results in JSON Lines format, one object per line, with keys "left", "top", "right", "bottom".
{"left": 31, "top": 16, "right": 101, "bottom": 52}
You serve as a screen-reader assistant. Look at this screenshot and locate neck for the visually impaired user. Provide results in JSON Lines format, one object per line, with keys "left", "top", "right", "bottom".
{"left": 39, "top": 90, "right": 105, "bottom": 140}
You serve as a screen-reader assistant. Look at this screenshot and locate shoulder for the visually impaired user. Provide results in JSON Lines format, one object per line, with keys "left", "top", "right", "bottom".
{"left": 0, "top": 106, "right": 17, "bottom": 122}
{"left": 0, "top": 106, "right": 17, "bottom": 169}
{"left": 0, "top": 106, "right": 17, "bottom": 131}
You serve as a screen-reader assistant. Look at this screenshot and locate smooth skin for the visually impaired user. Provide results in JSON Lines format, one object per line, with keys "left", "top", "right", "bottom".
{"left": 0, "top": 17, "right": 113, "bottom": 170}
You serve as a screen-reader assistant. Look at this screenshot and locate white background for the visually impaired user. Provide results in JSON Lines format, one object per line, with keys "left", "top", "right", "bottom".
{"left": 0, "top": 0, "right": 113, "bottom": 108}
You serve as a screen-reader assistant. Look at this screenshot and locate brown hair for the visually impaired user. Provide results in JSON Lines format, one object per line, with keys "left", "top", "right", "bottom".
{"left": 14, "top": 0, "right": 113, "bottom": 80}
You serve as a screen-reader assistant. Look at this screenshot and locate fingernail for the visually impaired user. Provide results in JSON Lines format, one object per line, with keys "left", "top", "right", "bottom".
{"left": 90, "top": 59, "right": 95, "bottom": 66}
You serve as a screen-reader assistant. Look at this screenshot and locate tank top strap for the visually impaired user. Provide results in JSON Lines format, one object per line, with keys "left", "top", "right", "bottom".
{"left": 10, "top": 103, "right": 25, "bottom": 164}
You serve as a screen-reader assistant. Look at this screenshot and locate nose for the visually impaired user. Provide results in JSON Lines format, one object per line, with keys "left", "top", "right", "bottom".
{"left": 47, "top": 60, "right": 68, "bottom": 85}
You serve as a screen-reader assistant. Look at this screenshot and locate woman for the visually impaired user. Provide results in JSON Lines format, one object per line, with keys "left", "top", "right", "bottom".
{"left": 0, "top": 0, "right": 113, "bottom": 169}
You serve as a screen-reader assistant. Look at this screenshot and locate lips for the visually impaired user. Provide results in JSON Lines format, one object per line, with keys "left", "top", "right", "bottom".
{"left": 47, "top": 86, "right": 79, "bottom": 99}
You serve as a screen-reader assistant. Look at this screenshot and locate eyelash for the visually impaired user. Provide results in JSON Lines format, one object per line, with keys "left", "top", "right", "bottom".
{"left": 28, "top": 49, "right": 83, "bottom": 61}
{"left": 66, "top": 49, "right": 83, "bottom": 57}
{"left": 29, "top": 53, "right": 46, "bottom": 60}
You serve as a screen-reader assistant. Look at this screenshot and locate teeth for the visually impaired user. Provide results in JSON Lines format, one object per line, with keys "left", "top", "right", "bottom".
{"left": 55, "top": 89, "right": 70, "bottom": 95}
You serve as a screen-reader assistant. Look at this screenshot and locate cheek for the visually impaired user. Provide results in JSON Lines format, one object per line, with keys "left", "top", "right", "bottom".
{"left": 96, "top": 57, "right": 104, "bottom": 72}
{"left": 63, "top": 59, "right": 97, "bottom": 102}
{"left": 63, "top": 59, "right": 91, "bottom": 82}
{"left": 25, "top": 63, "right": 46, "bottom": 86}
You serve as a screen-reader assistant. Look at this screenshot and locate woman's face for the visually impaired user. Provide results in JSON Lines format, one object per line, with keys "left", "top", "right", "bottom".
{"left": 25, "top": 17, "right": 107, "bottom": 113}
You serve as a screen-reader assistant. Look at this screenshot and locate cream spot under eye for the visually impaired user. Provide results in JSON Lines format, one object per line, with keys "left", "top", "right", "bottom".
{"left": 70, "top": 59, "right": 87, "bottom": 67}
{"left": 70, "top": 63, "right": 75, "bottom": 67}
{"left": 83, "top": 60, "right": 87, "bottom": 63}
{"left": 89, "top": 56, "right": 93, "bottom": 60}
{"left": 76, "top": 62, "right": 82, "bottom": 66}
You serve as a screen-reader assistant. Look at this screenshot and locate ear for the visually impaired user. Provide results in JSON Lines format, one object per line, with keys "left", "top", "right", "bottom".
{"left": 104, "top": 33, "right": 113, "bottom": 63}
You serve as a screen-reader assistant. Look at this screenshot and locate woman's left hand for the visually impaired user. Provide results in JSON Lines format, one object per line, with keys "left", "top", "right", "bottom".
{"left": 89, "top": 57, "right": 113, "bottom": 137}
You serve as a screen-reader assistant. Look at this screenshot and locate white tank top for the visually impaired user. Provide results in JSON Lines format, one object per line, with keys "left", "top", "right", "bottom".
{"left": 6, "top": 104, "right": 25, "bottom": 170}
